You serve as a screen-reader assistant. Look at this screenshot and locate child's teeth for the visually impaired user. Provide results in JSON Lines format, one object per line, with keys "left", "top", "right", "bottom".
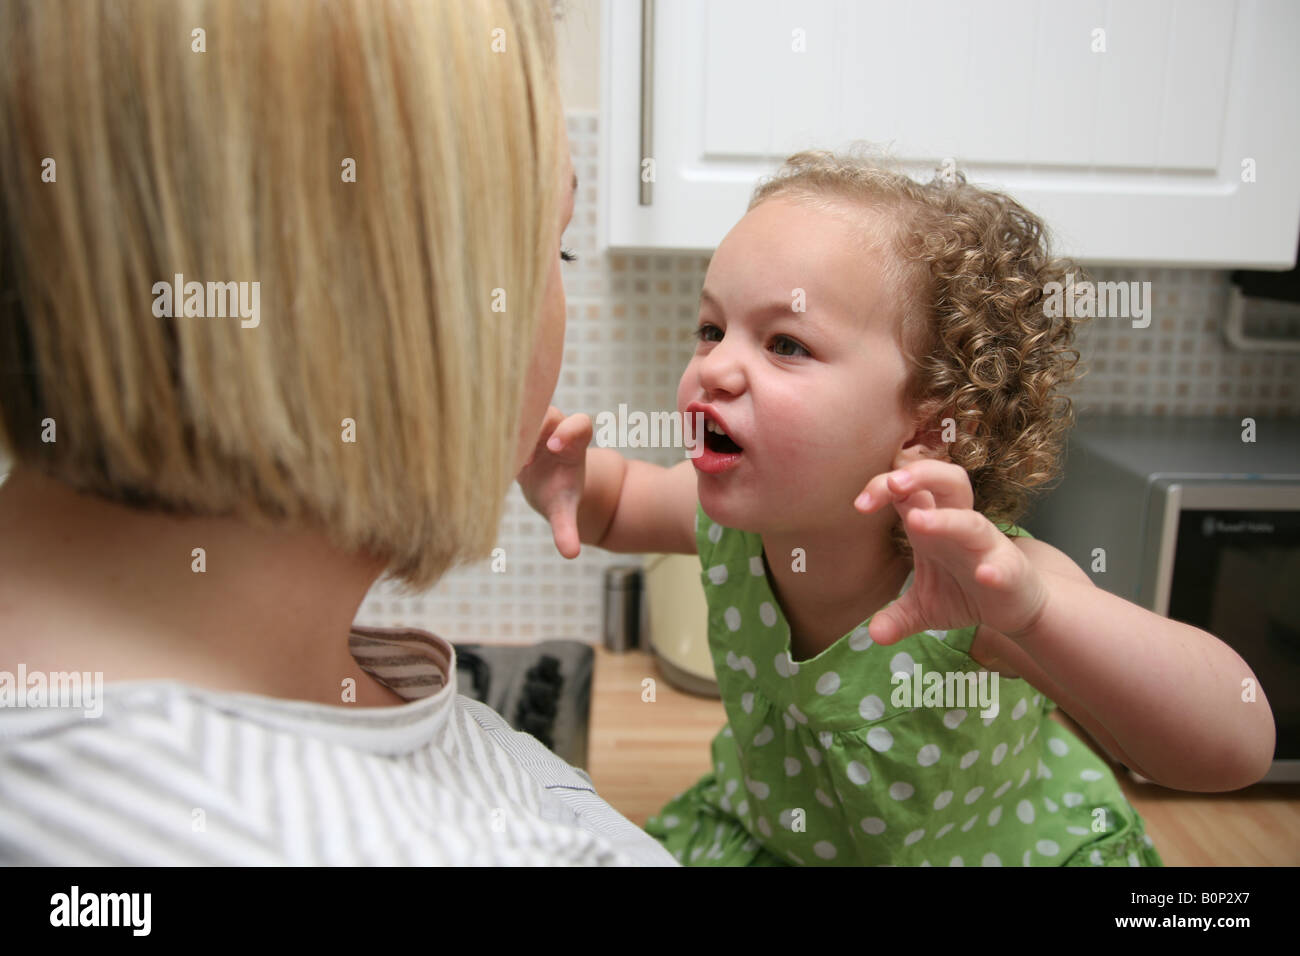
{"left": 706, "top": 420, "right": 726, "bottom": 435}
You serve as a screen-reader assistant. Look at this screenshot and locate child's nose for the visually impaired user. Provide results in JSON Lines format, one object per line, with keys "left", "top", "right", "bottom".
{"left": 696, "top": 339, "right": 746, "bottom": 394}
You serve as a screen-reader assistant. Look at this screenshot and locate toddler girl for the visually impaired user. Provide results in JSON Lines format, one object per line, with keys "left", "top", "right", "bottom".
{"left": 518, "top": 148, "right": 1275, "bottom": 866}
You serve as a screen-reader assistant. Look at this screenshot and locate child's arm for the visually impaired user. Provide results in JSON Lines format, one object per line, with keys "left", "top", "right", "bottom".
{"left": 517, "top": 406, "right": 698, "bottom": 557}
{"left": 856, "top": 458, "right": 1276, "bottom": 793}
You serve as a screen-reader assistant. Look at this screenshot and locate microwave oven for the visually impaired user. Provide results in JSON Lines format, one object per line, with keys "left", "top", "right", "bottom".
{"left": 1025, "top": 414, "right": 1300, "bottom": 784}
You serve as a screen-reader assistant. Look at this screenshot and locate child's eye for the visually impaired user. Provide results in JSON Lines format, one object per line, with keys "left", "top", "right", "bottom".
{"left": 693, "top": 322, "right": 721, "bottom": 343}
{"left": 560, "top": 247, "right": 578, "bottom": 263}
{"left": 771, "top": 335, "right": 810, "bottom": 358}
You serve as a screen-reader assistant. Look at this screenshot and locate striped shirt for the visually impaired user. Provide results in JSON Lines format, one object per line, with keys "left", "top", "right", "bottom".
{"left": 0, "top": 626, "right": 677, "bottom": 865}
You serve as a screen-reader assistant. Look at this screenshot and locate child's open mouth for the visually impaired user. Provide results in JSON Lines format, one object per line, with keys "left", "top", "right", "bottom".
{"left": 704, "top": 418, "right": 744, "bottom": 454}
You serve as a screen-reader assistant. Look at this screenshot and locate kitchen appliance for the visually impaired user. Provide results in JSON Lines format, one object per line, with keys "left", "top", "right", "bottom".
{"left": 1025, "top": 414, "right": 1300, "bottom": 783}
{"left": 454, "top": 640, "right": 593, "bottom": 770}
{"left": 643, "top": 552, "right": 719, "bottom": 697}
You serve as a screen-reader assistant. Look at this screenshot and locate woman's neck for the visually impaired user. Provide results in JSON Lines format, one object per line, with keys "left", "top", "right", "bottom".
{"left": 0, "top": 467, "right": 404, "bottom": 707}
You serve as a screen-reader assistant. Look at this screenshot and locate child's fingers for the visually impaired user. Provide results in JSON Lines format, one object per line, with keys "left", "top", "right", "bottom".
{"left": 550, "top": 504, "right": 582, "bottom": 559}
{"left": 867, "top": 594, "right": 926, "bottom": 646}
{"left": 854, "top": 460, "right": 971, "bottom": 513}
{"left": 545, "top": 413, "right": 593, "bottom": 454}
{"left": 903, "top": 506, "right": 995, "bottom": 554}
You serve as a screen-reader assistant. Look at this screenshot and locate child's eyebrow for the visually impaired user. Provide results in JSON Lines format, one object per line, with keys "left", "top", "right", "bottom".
{"left": 699, "top": 287, "right": 832, "bottom": 331}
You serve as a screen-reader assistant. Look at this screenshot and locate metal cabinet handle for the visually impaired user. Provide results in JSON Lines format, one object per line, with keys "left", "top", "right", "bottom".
{"left": 639, "top": 0, "right": 655, "bottom": 206}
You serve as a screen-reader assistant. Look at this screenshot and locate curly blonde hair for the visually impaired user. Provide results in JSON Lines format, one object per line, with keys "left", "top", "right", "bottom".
{"left": 748, "top": 145, "right": 1085, "bottom": 539}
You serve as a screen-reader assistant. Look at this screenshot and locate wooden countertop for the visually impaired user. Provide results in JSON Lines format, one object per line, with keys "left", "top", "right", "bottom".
{"left": 585, "top": 645, "right": 1300, "bottom": 866}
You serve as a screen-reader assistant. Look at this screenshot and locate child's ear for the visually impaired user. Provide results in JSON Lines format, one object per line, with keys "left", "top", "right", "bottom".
{"left": 894, "top": 411, "right": 954, "bottom": 468}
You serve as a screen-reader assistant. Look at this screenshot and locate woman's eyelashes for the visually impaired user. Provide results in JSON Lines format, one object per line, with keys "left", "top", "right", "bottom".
{"left": 693, "top": 322, "right": 810, "bottom": 358}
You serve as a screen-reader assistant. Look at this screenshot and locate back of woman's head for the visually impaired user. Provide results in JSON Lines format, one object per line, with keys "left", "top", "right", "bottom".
{"left": 0, "top": 0, "right": 566, "bottom": 589}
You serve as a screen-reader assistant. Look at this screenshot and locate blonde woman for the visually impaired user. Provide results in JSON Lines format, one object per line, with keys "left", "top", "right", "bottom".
{"left": 0, "top": 0, "right": 674, "bottom": 865}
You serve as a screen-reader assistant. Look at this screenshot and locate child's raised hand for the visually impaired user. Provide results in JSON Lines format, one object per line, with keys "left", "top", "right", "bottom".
{"left": 516, "top": 405, "right": 592, "bottom": 559}
{"left": 852, "top": 459, "right": 1048, "bottom": 645}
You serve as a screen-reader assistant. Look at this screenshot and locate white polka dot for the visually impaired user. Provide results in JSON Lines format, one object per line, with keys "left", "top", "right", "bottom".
{"left": 707, "top": 523, "right": 723, "bottom": 543}
{"left": 866, "top": 727, "right": 894, "bottom": 752}
{"left": 1036, "top": 840, "right": 1060, "bottom": 857}
{"left": 860, "top": 817, "right": 886, "bottom": 835}
{"left": 934, "top": 790, "right": 953, "bottom": 810}
{"left": 690, "top": 846, "right": 704, "bottom": 861}
{"left": 803, "top": 746, "right": 822, "bottom": 767}
{"left": 746, "top": 778, "right": 770, "bottom": 800}
{"left": 889, "top": 782, "right": 915, "bottom": 800}
{"left": 1043, "top": 796, "right": 1058, "bottom": 813}
{"left": 904, "top": 829, "right": 926, "bottom": 846}
{"left": 719, "top": 795, "right": 731, "bottom": 812}
{"left": 987, "top": 806, "right": 1002, "bottom": 826}
{"left": 740, "top": 656, "right": 756, "bottom": 679}
{"left": 949, "top": 856, "right": 963, "bottom": 866}
{"left": 964, "top": 786, "right": 985, "bottom": 805}
{"left": 782, "top": 712, "right": 795, "bottom": 730}
{"left": 1062, "top": 792, "right": 1084, "bottom": 808}
{"left": 758, "top": 602, "right": 777, "bottom": 627}
{"left": 814, "top": 841, "right": 837, "bottom": 859}
{"left": 725, "top": 779, "right": 739, "bottom": 796}
{"left": 935, "top": 823, "right": 954, "bottom": 839}
{"left": 993, "top": 780, "right": 1012, "bottom": 799}
{"left": 778, "top": 809, "right": 798, "bottom": 829}
{"left": 815, "top": 788, "right": 834, "bottom": 808}
{"left": 1089, "top": 849, "right": 1103, "bottom": 865}
{"left": 1080, "top": 769, "right": 1103, "bottom": 781}
{"left": 1012, "top": 734, "right": 1025, "bottom": 756}
{"left": 748, "top": 554, "right": 764, "bottom": 575}
{"left": 1037, "top": 759, "right": 1053, "bottom": 780}
{"left": 788, "top": 703, "right": 808, "bottom": 725}
{"left": 917, "top": 744, "right": 941, "bottom": 766}
{"left": 1028, "top": 725, "right": 1039, "bottom": 742}
{"left": 724, "top": 607, "right": 741, "bottom": 631}
{"left": 960, "top": 750, "right": 980, "bottom": 769}
{"left": 707, "top": 564, "right": 728, "bottom": 586}
{"left": 846, "top": 761, "right": 871, "bottom": 785}
{"left": 943, "top": 709, "right": 967, "bottom": 729}
{"left": 1019, "top": 768, "right": 1031, "bottom": 788}
{"left": 925, "top": 628, "right": 947, "bottom": 640}
{"left": 741, "top": 691, "right": 754, "bottom": 714}
{"left": 773, "top": 652, "right": 795, "bottom": 678}
{"left": 663, "top": 815, "right": 680, "bottom": 829}
{"left": 1023, "top": 850, "right": 1032, "bottom": 866}
{"left": 752, "top": 725, "right": 774, "bottom": 747}
{"left": 722, "top": 727, "right": 732, "bottom": 737}
{"left": 1016, "top": 799, "right": 1035, "bottom": 823}
{"left": 859, "top": 695, "right": 885, "bottom": 721}
{"left": 981, "top": 853, "right": 1002, "bottom": 866}
{"left": 1011, "top": 697, "right": 1027, "bottom": 720}
{"left": 961, "top": 815, "right": 977, "bottom": 832}
{"left": 992, "top": 742, "right": 1007, "bottom": 766}
{"left": 1067, "top": 826, "right": 1090, "bottom": 836}
{"left": 725, "top": 651, "right": 741, "bottom": 670}
{"left": 890, "top": 652, "right": 915, "bottom": 679}
{"left": 736, "top": 800, "right": 748, "bottom": 816}
{"left": 920, "top": 860, "right": 931, "bottom": 867}
{"left": 1127, "top": 852, "right": 1140, "bottom": 867}
{"left": 815, "top": 671, "right": 841, "bottom": 695}
{"left": 757, "top": 817, "right": 772, "bottom": 837}
{"left": 849, "top": 626, "right": 873, "bottom": 651}
{"left": 818, "top": 731, "right": 834, "bottom": 749}
{"left": 783, "top": 757, "right": 801, "bottom": 776}
{"left": 1048, "top": 737, "right": 1068, "bottom": 757}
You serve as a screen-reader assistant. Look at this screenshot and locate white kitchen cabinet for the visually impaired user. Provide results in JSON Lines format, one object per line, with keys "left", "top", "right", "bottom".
{"left": 600, "top": 0, "right": 1300, "bottom": 268}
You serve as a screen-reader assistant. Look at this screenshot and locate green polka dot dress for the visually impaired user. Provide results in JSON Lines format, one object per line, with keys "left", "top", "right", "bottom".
{"left": 643, "top": 503, "right": 1164, "bottom": 867}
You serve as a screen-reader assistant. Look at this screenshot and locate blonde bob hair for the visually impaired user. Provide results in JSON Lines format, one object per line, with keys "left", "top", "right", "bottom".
{"left": 0, "top": 0, "right": 565, "bottom": 589}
